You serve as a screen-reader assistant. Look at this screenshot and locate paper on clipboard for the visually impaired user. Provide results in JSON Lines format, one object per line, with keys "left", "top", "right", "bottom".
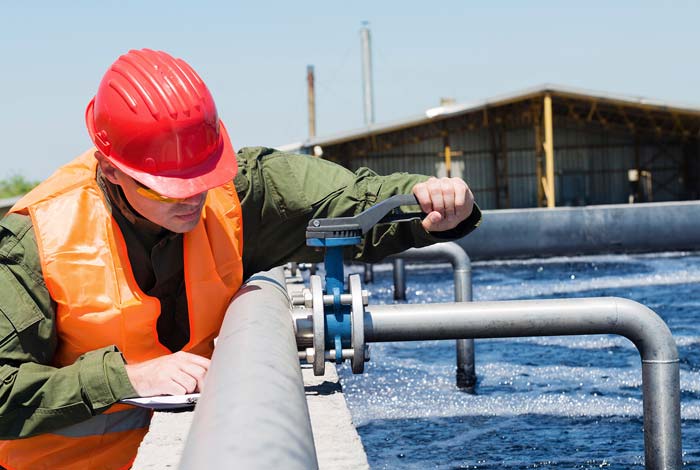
{"left": 120, "top": 393, "right": 200, "bottom": 410}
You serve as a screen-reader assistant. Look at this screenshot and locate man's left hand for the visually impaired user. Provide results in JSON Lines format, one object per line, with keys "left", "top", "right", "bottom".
{"left": 412, "top": 177, "right": 474, "bottom": 232}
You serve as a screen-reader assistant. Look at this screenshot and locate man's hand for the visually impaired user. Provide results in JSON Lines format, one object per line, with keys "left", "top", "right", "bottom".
{"left": 124, "top": 351, "right": 210, "bottom": 396}
{"left": 412, "top": 177, "right": 474, "bottom": 232}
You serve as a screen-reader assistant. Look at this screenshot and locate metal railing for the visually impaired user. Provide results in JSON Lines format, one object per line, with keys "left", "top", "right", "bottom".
{"left": 388, "top": 242, "right": 476, "bottom": 389}
{"left": 363, "top": 297, "right": 682, "bottom": 469}
{"left": 180, "top": 268, "right": 318, "bottom": 470}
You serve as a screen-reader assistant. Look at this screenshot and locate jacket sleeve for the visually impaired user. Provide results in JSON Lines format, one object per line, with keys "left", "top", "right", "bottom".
{"left": 0, "top": 213, "right": 136, "bottom": 438}
{"left": 236, "top": 147, "right": 481, "bottom": 278}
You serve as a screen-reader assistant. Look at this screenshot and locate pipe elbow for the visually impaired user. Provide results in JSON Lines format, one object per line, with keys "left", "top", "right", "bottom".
{"left": 441, "top": 242, "right": 471, "bottom": 272}
{"left": 611, "top": 297, "right": 679, "bottom": 363}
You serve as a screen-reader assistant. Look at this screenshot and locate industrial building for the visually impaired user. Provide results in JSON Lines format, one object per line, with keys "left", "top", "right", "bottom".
{"left": 294, "top": 85, "right": 700, "bottom": 210}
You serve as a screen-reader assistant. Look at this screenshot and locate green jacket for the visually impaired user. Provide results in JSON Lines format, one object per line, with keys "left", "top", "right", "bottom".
{"left": 0, "top": 147, "right": 480, "bottom": 438}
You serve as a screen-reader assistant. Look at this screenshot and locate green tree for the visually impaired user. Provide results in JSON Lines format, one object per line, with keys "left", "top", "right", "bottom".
{"left": 0, "top": 174, "right": 39, "bottom": 198}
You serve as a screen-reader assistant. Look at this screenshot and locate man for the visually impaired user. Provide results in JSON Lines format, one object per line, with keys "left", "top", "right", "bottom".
{"left": 0, "top": 49, "right": 479, "bottom": 469}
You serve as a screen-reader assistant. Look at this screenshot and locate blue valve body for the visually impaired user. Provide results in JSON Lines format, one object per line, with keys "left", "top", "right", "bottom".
{"left": 307, "top": 236, "right": 361, "bottom": 363}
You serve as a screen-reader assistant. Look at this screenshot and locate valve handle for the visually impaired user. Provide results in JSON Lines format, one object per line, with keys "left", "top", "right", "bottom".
{"left": 306, "top": 194, "right": 425, "bottom": 241}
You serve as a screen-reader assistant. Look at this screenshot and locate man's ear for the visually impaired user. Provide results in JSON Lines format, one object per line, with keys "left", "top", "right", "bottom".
{"left": 94, "top": 151, "right": 120, "bottom": 185}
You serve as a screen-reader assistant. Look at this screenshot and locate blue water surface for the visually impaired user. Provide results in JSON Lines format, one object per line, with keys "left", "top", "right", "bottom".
{"left": 337, "top": 252, "right": 700, "bottom": 469}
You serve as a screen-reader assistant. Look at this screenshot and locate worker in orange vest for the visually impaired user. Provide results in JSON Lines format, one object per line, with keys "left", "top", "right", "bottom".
{"left": 0, "top": 49, "right": 479, "bottom": 469}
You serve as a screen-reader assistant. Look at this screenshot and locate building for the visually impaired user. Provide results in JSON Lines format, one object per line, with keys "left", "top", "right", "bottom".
{"left": 0, "top": 196, "right": 20, "bottom": 218}
{"left": 292, "top": 85, "right": 700, "bottom": 210}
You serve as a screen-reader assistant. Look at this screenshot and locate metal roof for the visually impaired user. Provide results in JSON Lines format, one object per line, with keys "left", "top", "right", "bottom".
{"left": 0, "top": 196, "right": 21, "bottom": 208}
{"left": 285, "top": 84, "right": 700, "bottom": 150}
{"left": 0, "top": 196, "right": 21, "bottom": 216}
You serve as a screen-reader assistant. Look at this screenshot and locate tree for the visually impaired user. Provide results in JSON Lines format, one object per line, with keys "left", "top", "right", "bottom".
{"left": 0, "top": 174, "right": 39, "bottom": 198}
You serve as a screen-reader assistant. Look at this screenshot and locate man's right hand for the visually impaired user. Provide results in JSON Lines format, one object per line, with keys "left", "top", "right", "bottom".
{"left": 124, "top": 351, "right": 210, "bottom": 396}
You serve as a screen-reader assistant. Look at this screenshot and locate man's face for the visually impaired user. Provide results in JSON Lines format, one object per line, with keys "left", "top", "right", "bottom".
{"left": 97, "top": 154, "right": 207, "bottom": 233}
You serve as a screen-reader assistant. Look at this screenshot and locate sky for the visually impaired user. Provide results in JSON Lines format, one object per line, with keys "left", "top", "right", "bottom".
{"left": 0, "top": 1, "right": 698, "bottom": 181}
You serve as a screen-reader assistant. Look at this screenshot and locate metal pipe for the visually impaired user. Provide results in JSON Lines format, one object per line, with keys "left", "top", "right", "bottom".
{"left": 360, "top": 21, "right": 375, "bottom": 125}
{"left": 389, "top": 242, "right": 476, "bottom": 389}
{"left": 364, "top": 297, "right": 681, "bottom": 469}
{"left": 457, "top": 201, "right": 700, "bottom": 260}
{"left": 180, "top": 268, "right": 318, "bottom": 470}
{"left": 392, "top": 258, "right": 406, "bottom": 300}
{"left": 363, "top": 263, "right": 374, "bottom": 284}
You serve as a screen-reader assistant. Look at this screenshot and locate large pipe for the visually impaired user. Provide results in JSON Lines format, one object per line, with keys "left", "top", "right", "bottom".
{"left": 388, "top": 242, "right": 475, "bottom": 389}
{"left": 457, "top": 201, "right": 700, "bottom": 260}
{"left": 364, "top": 297, "right": 681, "bottom": 469}
{"left": 180, "top": 268, "right": 318, "bottom": 470}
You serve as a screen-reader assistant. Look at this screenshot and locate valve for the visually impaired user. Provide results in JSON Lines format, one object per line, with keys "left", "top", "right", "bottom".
{"left": 303, "top": 194, "right": 424, "bottom": 375}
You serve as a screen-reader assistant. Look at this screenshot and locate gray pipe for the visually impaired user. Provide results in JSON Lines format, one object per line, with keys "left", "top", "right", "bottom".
{"left": 392, "top": 258, "right": 406, "bottom": 300}
{"left": 363, "top": 263, "right": 374, "bottom": 284}
{"left": 389, "top": 242, "right": 476, "bottom": 389}
{"left": 180, "top": 268, "right": 318, "bottom": 470}
{"left": 364, "top": 297, "right": 681, "bottom": 469}
{"left": 458, "top": 201, "right": 700, "bottom": 260}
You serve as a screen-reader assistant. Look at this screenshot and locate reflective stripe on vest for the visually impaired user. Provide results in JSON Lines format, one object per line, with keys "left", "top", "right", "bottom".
{"left": 53, "top": 406, "right": 151, "bottom": 438}
{"left": 3, "top": 150, "right": 244, "bottom": 470}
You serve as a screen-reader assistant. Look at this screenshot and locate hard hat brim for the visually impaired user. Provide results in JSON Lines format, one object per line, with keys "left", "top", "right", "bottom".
{"left": 117, "top": 121, "right": 238, "bottom": 199}
{"left": 88, "top": 108, "right": 239, "bottom": 199}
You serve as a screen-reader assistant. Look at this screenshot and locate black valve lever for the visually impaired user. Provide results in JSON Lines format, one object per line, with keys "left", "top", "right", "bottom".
{"left": 306, "top": 194, "right": 425, "bottom": 241}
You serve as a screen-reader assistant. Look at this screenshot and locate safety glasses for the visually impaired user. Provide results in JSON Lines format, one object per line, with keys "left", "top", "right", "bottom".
{"left": 135, "top": 181, "right": 188, "bottom": 204}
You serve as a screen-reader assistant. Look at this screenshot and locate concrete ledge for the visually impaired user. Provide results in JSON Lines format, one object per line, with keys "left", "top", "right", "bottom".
{"left": 133, "top": 367, "right": 368, "bottom": 470}
{"left": 133, "top": 410, "right": 194, "bottom": 469}
{"left": 303, "top": 365, "right": 369, "bottom": 470}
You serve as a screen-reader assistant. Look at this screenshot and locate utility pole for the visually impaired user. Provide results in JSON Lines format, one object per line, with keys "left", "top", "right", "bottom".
{"left": 307, "top": 65, "right": 316, "bottom": 138}
{"left": 360, "top": 21, "right": 375, "bottom": 125}
{"left": 360, "top": 21, "right": 376, "bottom": 285}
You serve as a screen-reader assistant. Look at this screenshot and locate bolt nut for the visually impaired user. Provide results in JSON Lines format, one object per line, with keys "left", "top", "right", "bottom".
{"left": 305, "top": 347, "right": 315, "bottom": 363}
{"left": 312, "top": 219, "right": 321, "bottom": 227}
{"left": 361, "top": 290, "right": 370, "bottom": 306}
{"left": 303, "top": 288, "right": 313, "bottom": 308}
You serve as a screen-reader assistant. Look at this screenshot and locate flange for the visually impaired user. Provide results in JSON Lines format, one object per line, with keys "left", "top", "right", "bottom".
{"left": 349, "top": 274, "right": 366, "bottom": 373}
{"left": 310, "top": 275, "right": 326, "bottom": 376}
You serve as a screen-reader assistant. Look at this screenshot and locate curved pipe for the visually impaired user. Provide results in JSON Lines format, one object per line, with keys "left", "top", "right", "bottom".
{"left": 394, "top": 241, "right": 472, "bottom": 273}
{"left": 364, "top": 297, "right": 681, "bottom": 469}
{"left": 180, "top": 268, "right": 319, "bottom": 470}
{"left": 389, "top": 242, "right": 475, "bottom": 389}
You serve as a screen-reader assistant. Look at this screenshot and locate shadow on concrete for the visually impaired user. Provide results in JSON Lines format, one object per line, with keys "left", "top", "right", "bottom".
{"left": 305, "top": 381, "right": 342, "bottom": 396}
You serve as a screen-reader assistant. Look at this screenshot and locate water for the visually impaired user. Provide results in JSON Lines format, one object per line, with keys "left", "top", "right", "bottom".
{"left": 337, "top": 252, "right": 700, "bottom": 469}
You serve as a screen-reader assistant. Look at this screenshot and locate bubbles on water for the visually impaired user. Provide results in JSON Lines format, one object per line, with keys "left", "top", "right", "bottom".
{"left": 340, "top": 252, "right": 700, "bottom": 467}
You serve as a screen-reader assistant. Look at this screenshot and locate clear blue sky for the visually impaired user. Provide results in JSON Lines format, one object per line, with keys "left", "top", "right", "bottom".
{"left": 1, "top": 1, "right": 698, "bottom": 181}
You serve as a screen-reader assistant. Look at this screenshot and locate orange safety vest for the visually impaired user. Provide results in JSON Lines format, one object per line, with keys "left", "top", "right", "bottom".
{"left": 1, "top": 150, "right": 244, "bottom": 470}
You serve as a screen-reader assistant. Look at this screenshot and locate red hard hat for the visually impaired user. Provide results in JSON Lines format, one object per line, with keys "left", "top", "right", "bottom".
{"left": 86, "top": 49, "right": 237, "bottom": 198}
